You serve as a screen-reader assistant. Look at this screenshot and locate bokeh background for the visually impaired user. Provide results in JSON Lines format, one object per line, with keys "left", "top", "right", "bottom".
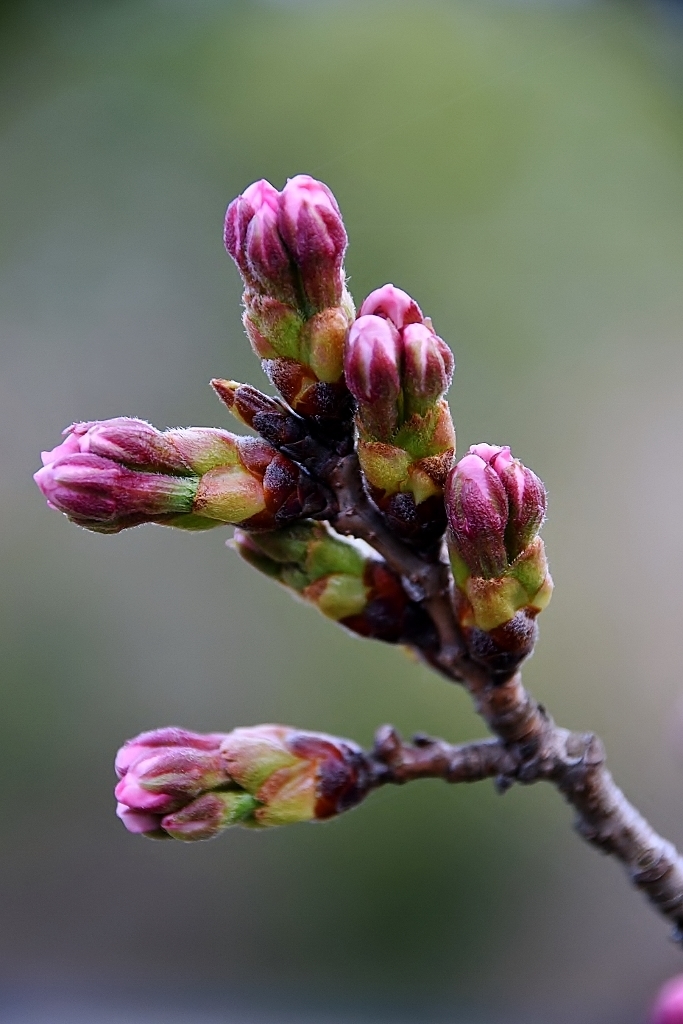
{"left": 3, "top": 1, "right": 683, "bottom": 1021}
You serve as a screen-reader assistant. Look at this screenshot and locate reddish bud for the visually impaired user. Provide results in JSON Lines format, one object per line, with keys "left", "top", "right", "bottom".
{"left": 402, "top": 322, "right": 454, "bottom": 414}
{"left": 33, "top": 453, "right": 198, "bottom": 534}
{"left": 161, "top": 791, "right": 259, "bottom": 841}
{"left": 447, "top": 445, "right": 552, "bottom": 672}
{"left": 115, "top": 727, "right": 225, "bottom": 776}
{"left": 115, "top": 728, "right": 234, "bottom": 838}
{"left": 278, "top": 174, "right": 347, "bottom": 311}
{"left": 43, "top": 418, "right": 248, "bottom": 478}
{"left": 346, "top": 287, "right": 455, "bottom": 539}
{"left": 344, "top": 314, "right": 402, "bottom": 440}
{"left": 115, "top": 724, "right": 372, "bottom": 840}
{"left": 36, "top": 420, "right": 329, "bottom": 534}
{"left": 359, "top": 284, "right": 423, "bottom": 330}
{"left": 445, "top": 452, "right": 509, "bottom": 579}
{"left": 225, "top": 175, "right": 348, "bottom": 315}
{"left": 469, "top": 444, "right": 547, "bottom": 560}
{"left": 224, "top": 179, "right": 298, "bottom": 306}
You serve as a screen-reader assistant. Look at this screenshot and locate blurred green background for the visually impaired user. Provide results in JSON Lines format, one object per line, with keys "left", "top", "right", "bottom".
{"left": 3, "top": 1, "right": 683, "bottom": 1021}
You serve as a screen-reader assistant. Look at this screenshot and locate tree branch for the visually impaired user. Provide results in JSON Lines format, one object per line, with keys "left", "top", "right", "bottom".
{"left": 365, "top": 723, "right": 683, "bottom": 940}
{"left": 246, "top": 404, "right": 683, "bottom": 944}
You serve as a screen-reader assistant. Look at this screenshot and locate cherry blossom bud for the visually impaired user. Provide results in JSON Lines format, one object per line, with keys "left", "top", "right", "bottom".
{"left": 344, "top": 314, "right": 402, "bottom": 440}
{"left": 162, "top": 791, "right": 261, "bottom": 841}
{"left": 402, "top": 322, "right": 454, "bottom": 416}
{"left": 224, "top": 179, "right": 298, "bottom": 306}
{"left": 41, "top": 418, "right": 245, "bottom": 477}
{"left": 345, "top": 286, "right": 456, "bottom": 544}
{"left": 278, "top": 174, "right": 347, "bottom": 312}
{"left": 445, "top": 445, "right": 552, "bottom": 676}
{"left": 115, "top": 727, "right": 225, "bottom": 776}
{"left": 115, "top": 724, "right": 372, "bottom": 840}
{"left": 36, "top": 421, "right": 329, "bottom": 533}
{"left": 359, "top": 283, "right": 423, "bottom": 330}
{"left": 445, "top": 452, "right": 509, "bottom": 579}
{"left": 651, "top": 976, "right": 683, "bottom": 1024}
{"left": 225, "top": 176, "right": 354, "bottom": 418}
{"left": 34, "top": 454, "right": 199, "bottom": 534}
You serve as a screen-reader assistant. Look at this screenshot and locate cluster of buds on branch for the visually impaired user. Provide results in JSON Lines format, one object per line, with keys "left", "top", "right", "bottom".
{"left": 224, "top": 175, "right": 355, "bottom": 423}
{"left": 345, "top": 285, "right": 456, "bottom": 546}
{"left": 35, "top": 418, "right": 330, "bottom": 533}
{"left": 445, "top": 443, "right": 552, "bottom": 678}
{"left": 115, "top": 725, "right": 370, "bottom": 840}
{"left": 34, "top": 171, "right": 683, "bottom": 1014}
{"left": 30, "top": 171, "right": 557, "bottom": 820}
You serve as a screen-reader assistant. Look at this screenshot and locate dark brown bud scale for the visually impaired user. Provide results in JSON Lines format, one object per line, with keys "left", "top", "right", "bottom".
{"left": 287, "top": 732, "right": 372, "bottom": 819}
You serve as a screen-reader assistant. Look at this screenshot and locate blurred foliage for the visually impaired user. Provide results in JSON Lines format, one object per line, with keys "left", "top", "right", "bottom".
{"left": 3, "top": 2, "right": 683, "bottom": 1022}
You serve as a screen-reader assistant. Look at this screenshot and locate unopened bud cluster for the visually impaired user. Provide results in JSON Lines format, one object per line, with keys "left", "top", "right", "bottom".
{"left": 34, "top": 172, "right": 557, "bottom": 840}
{"left": 225, "top": 175, "right": 355, "bottom": 420}
{"left": 445, "top": 444, "right": 552, "bottom": 675}
{"left": 344, "top": 284, "right": 456, "bottom": 545}
{"left": 115, "top": 724, "right": 370, "bottom": 840}
{"left": 35, "top": 418, "right": 328, "bottom": 533}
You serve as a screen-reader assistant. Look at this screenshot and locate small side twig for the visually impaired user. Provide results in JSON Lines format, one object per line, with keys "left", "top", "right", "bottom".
{"left": 365, "top": 718, "right": 683, "bottom": 942}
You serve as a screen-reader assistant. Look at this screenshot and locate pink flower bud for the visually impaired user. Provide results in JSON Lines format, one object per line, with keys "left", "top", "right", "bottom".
{"left": 224, "top": 179, "right": 298, "bottom": 306}
{"left": 43, "top": 419, "right": 166, "bottom": 468}
{"left": 445, "top": 452, "right": 509, "bottom": 579}
{"left": 36, "top": 422, "right": 329, "bottom": 533}
{"left": 34, "top": 453, "right": 198, "bottom": 533}
{"left": 359, "top": 284, "right": 423, "bottom": 330}
{"left": 651, "top": 976, "right": 683, "bottom": 1024}
{"left": 115, "top": 726, "right": 225, "bottom": 776}
{"left": 41, "top": 419, "right": 248, "bottom": 477}
{"left": 225, "top": 175, "right": 348, "bottom": 315}
{"left": 161, "top": 791, "right": 258, "bottom": 841}
{"left": 348, "top": 286, "right": 455, "bottom": 470}
{"left": 402, "top": 322, "right": 454, "bottom": 413}
{"left": 115, "top": 728, "right": 237, "bottom": 838}
{"left": 224, "top": 180, "right": 280, "bottom": 280}
{"left": 344, "top": 314, "right": 402, "bottom": 440}
{"left": 278, "top": 175, "right": 347, "bottom": 311}
{"left": 469, "top": 444, "right": 547, "bottom": 560}
{"left": 115, "top": 724, "right": 372, "bottom": 841}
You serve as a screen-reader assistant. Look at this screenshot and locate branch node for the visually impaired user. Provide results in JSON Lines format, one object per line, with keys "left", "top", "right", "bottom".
{"left": 372, "top": 724, "right": 402, "bottom": 764}
{"left": 412, "top": 732, "right": 436, "bottom": 748}
{"left": 495, "top": 774, "right": 515, "bottom": 795}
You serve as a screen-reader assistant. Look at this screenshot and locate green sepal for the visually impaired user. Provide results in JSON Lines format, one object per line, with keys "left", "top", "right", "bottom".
{"left": 507, "top": 537, "right": 548, "bottom": 599}
{"left": 164, "top": 512, "right": 225, "bottom": 532}
{"left": 449, "top": 545, "right": 471, "bottom": 589}
{"left": 217, "top": 790, "right": 262, "bottom": 826}
{"left": 305, "top": 574, "right": 369, "bottom": 620}
{"left": 305, "top": 529, "right": 366, "bottom": 579}
{"left": 243, "top": 523, "right": 314, "bottom": 565}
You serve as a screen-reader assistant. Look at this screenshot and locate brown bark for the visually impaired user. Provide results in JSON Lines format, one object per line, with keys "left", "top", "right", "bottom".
{"left": 248, "top": 406, "right": 683, "bottom": 944}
